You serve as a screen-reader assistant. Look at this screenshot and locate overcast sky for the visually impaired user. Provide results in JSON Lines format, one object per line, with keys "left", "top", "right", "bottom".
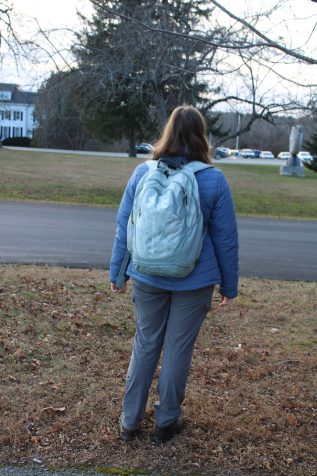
{"left": 10, "top": 0, "right": 90, "bottom": 30}
{"left": 2, "top": 0, "right": 92, "bottom": 88}
{"left": 2, "top": 0, "right": 317, "bottom": 109}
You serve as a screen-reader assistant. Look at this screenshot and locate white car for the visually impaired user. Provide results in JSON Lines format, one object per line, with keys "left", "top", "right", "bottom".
{"left": 240, "top": 149, "right": 255, "bottom": 158}
{"left": 277, "top": 151, "right": 291, "bottom": 160}
{"left": 297, "top": 151, "right": 312, "bottom": 162}
{"left": 260, "top": 151, "right": 275, "bottom": 159}
{"left": 229, "top": 149, "right": 240, "bottom": 157}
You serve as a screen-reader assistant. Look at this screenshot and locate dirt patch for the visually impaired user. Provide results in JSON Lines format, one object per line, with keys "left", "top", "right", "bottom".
{"left": 0, "top": 266, "right": 316, "bottom": 475}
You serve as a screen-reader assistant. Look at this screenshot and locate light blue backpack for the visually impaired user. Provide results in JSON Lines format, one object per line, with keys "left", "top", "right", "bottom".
{"left": 127, "top": 157, "right": 211, "bottom": 278}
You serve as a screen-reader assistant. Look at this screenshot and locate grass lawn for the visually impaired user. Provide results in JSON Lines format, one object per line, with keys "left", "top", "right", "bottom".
{"left": 0, "top": 148, "right": 316, "bottom": 219}
{"left": 1, "top": 265, "right": 316, "bottom": 475}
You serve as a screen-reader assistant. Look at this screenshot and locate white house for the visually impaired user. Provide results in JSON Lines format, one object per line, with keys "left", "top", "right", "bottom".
{"left": 0, "top": 83, "right": 37, "bottom": 141}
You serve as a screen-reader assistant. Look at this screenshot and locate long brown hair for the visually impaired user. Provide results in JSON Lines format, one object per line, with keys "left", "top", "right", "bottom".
{"left": 152, "top": 105, "right": 212, "bottom": 164}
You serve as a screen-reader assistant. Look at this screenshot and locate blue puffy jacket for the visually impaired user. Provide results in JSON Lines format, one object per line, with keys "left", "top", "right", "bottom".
{"left": 110, "top": 159, "right": 239, "bottom": 298}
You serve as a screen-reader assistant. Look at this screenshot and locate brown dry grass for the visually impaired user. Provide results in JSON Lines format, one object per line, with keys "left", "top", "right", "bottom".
{"left": 0, "top": 265, "right": 316, "bottom": 475}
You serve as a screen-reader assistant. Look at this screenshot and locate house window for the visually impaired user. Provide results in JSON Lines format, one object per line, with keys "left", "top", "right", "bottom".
{"left": 13, "top": 111, "right": 23, "bottom": 121}
{"left": 4, "top": 110, "right": 11, "bottom": 120}
{"left": 0, "top": 92, "right": 12, "bottom": 100}
{"left": 1, "top": 126, "right": 11, "bottom": 139}
{"left": 0, "top": 110, "right": 4, "bottom": 120}
{"left": 12, "top": 127, "right": 23, "bottom": 137}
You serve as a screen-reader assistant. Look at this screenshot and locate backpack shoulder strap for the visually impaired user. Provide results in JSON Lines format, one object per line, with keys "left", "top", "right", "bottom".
{"left": 184, "top": 161, "right": 213, "bottom": 173}
{"left": 145, "top": 159, "right": 159, "bottom": 172}
{"left": 146, "top": 159, "right": 213, "bottom": 174}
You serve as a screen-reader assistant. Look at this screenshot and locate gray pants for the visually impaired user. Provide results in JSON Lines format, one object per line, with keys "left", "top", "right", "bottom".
{"left": 121, "top": 279, "right": 214, "bottom": 430}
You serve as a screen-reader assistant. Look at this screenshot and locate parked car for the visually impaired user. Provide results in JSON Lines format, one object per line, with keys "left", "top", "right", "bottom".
{"left": 277, "top": 151, "right": 291, "bottom": 160}
{"left": 260, "top": 150, "right": 275, "bottom": 160}
{"left": 297, "top": 151, "right": 312, "bottom": 162}
{"left": 240, "top": 149, "right": 255, "bottom": 158}
{"left": 135, "top": 143, "right": 154, "bottom": 154}
{"left": 229, "top": 149, "right": 240, "bottom": 157}
{"left": 215, "top": 147, "right": 230, "bottom": 159}
{"left": 252, "top": 149, "right": 261, "bottom": 158}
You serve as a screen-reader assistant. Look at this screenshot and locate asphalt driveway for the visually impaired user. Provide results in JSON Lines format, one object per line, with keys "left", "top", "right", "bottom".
{"left": 0, "top": 201, "right": 316, "bottom": 281}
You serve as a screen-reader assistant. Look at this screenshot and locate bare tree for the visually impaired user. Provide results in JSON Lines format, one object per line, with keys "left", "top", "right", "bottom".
{"left": 0, "top": 0, "right": 75, "bottom": 89}
{"left": 81, "top": 0, "right": 316, "bottom": 150}
{"left": 0, "top": 1, "right": 26, "bottom": 62}
{"left": 33, "top": 71, "right": 91, "bottom": 150}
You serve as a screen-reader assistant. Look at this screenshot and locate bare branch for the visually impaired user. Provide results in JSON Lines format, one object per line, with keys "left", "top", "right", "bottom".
{"left": 87, "top": 0, "right": 294, "bottom": 54}
{"left": 87, "top": 0, "right": 317, "bottom": 65}
{"left": 209, "top": 0, "right": 317, "bottom": 64}
{"left": 33, "top": 18, "right": 72, "bottom": 70}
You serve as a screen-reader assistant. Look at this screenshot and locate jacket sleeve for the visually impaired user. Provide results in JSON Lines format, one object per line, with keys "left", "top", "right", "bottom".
{"left": 109, "top": 165, "right": 145, "bottom": 284}
{"left": 209, "top": 172, "right": 239, "bottom": 298}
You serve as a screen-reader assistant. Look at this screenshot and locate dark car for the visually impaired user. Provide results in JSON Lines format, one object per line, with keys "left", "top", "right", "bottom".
{"left": 135, "top": 143, "right": 153, "bottom": 154}
{"left": 215, "top": 147, "right": 230, "bottom": 159}
{"left": 127, "top": 143, "right": 154, "bottom": 154}
{"left": 253, "top": 149, "right": 261, "bottom": 158}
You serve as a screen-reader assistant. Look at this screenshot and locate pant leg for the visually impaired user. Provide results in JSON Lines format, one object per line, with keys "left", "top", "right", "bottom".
{"left": 121, "top": 279, "right": 171, "bottom": 430}
{"left": 155, "top": 285, "right": 214, "bottom": 427}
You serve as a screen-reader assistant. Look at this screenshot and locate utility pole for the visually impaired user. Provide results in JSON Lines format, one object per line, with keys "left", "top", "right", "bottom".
{"left": 235, "top": 113, "right": 241, "bottom": 150}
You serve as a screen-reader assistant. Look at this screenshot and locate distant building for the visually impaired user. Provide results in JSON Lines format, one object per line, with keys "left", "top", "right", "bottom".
{"left": 0, "top": 83, "right": 37, "bottom": 141}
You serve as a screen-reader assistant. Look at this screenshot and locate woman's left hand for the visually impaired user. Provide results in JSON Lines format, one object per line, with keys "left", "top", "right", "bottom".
{"left": 111, "top": 282, "right": 127, "bottom": 294}
{"left": 219, "top": 295, "right": 233, "bottom": 307}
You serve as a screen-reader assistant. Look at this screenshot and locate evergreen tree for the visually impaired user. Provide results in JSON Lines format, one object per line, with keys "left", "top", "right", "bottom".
{"left": 73, "top": 0, "right": 218, "bottom": 155}
{"left": 305, "top": 128, "right": 317, "bottom": 155}
{"left": 302, "top": 157, "right": 317, "bottom": 172}
{"left": 303, "top": 116, "right": 317, "bottom": 171}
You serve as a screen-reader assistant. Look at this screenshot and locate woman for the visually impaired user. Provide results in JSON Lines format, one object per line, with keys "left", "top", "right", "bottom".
{"left": 110, "top": 105, "right": 238, "bottom": 444}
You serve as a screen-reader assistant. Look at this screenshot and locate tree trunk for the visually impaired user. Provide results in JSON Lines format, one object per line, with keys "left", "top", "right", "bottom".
{"left": 128, "top": 127, "right": 137, "bottom": 157}
{"left": 157, "top": 91, "right": 168, "bottom": 128}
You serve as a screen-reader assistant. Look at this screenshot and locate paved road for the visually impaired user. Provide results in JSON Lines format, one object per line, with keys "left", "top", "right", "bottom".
{"left": 3, "top": 146, "right": 286, "bottom": 166}
{"left": 0, "top": 202, "right": 316, "bottom": 281}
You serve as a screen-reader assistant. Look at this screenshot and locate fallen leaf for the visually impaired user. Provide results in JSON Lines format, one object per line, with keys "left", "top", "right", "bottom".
{"left": 40, "top": 406, "right": 66, "bottom": 414}
{"left": 32, "top": 359, "right": 41, "bottom": 367}
{"left": 7, "top": 375, "right": 17, "bottom": 382}
{"left": 286, "top": 414, "right": 298, "bottom": 426}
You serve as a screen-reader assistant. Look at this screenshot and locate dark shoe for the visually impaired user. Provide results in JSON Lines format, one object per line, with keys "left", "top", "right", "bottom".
{"left": 151, "top": 417, "right": 184, "bottom": 444}
{"left": 119, "top": 420, "right": 140, "bottom": 442}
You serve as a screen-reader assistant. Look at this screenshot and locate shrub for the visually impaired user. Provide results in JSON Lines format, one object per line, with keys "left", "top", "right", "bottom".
{"left": 1, "top": 136, "right": 32, "bottom": 147}
{"left": 303, "top": 157, "right": 317, "bottom": 172}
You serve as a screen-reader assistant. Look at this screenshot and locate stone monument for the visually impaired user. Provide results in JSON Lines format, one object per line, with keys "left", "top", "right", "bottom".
{"left": 280, "top": 125, "right": 305, "bottom": 177}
